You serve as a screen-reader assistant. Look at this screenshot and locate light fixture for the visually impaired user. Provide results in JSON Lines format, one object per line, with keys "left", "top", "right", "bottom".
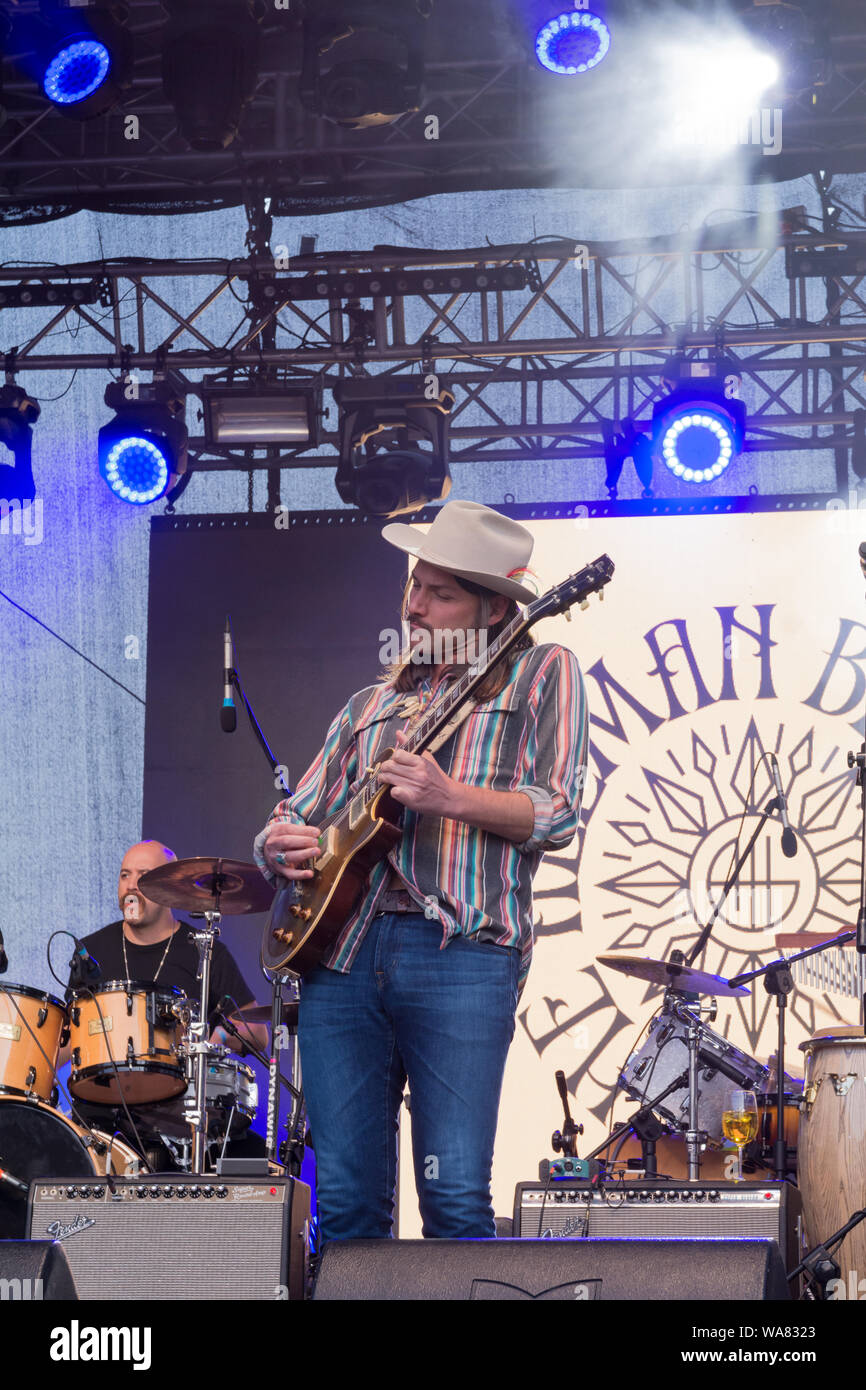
{"left": 0, "top": 384, "right": 40, "bottom": 504}
{"left": 650, "top": 363, "right": 746, "bottom": 485}
{"left": 98, "top": 380, "right": 188, "bottom": 505}
{"left": 300, "top": 1, "right": 430, "bottom": 130}
{"left": 535, "top": 10, "right": 611, "bottom": 76}
{"left": 161, "top": 0, "right": 260, "bottom": 151}
{"left": 334, "top": 375, "right": 454, "bottom": 516}
{"left": 737, "top": 0, "right": 831, "bottom": 98}
{"left": 36, "top": 5, "right": 132, "bottom": 119}
{"left": 200, "top": 378, "right": 321, "bottom": 448}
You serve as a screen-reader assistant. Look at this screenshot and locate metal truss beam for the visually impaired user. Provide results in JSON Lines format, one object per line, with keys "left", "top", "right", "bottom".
{"left": 4, "top": 226, "right": 866, "bottom": 466}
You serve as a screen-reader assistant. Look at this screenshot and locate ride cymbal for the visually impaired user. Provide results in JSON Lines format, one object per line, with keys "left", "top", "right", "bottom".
{"left": 138, "top": 857, "right": 274, "bottom": 915}
{"left": 597, "top": 953, "right": 750, "bottom": 996}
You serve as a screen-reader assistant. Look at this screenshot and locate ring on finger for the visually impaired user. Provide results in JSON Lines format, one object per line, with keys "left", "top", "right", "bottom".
{"left": 275, "top": 852, "right": 286, "bottom": 866}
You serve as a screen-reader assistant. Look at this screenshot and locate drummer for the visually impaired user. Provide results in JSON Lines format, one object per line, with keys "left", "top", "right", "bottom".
{"left": 61, "top": 840, "right": 267, "bottom": 1058}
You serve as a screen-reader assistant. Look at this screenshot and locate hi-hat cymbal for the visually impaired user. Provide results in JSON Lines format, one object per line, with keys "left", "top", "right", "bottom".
{"left": 231, "top": 1000, "right": 299, "bottom": 1029}
{"left": 597, "top": 953, "right": 750, "bottom": 997}
{"left": 138, "top": 857, "right": 274, "bottom": 915}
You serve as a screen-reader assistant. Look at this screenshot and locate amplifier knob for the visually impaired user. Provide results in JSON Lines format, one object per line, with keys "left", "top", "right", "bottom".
{"left": 136, "top": 1186, "right": 148, "bottom": 1198}
{"left": 92, "top": 1186, "right": 105, "bottom": 1199}
{"left": 149, "top": 1186, "right": 161, "bottom": 1198}
{"left": 694, "top": 1190, "right": 706, "bottom": 1201}
{"left": 175, "top": 1188, "right": 187, "bottom": 1199}
{"left": 653, "top": 1191, "right": 665, "bottom": 1202}
{"left": 189, "top": 1186, "right": 201, "bottom": 1198}
{"left": 66, "top": 1186, "right": 77, "bottom": 1199}
{"left": 639, "top": 1191, "right": 650, "bottom": 1201}
{"left": 666, "top": 1191, "right": 679, "bottom": 1201}
{"left": 163, "top": 1186, "right": 173, "bottom": 1198}
{"left": 79, "top": 1188, "right": 90, "bottom": 1199}
{"left": 203, "top": 1186, "right": 214, "bottom": 1198}
{"left": 708, "top": 1189, "right": 720, "bottom": 1201}
{"left": 681, "top": 1190, "right": 693, "bottom": 1201}
{"left": 626, "top": 1190, "right": 636, "bottom": 1201}
{"left": 216, "top": 1186, "right": 228, "bottom": 1198}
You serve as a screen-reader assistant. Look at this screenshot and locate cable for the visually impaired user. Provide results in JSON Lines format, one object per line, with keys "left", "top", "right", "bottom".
{"left": 0, "top": 589, "right": 145, "bottom": 704}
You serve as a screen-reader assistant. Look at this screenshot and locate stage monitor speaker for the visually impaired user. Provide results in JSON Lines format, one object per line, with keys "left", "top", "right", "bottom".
{"left": 28, "top": 1175, "right": 310, "bottom": 1300}
{"left": 312, "top": 1237, "right": 791, "bottom": 1300}
{"left": 0, "top": 1240, "right": 78, "bottom": 1300}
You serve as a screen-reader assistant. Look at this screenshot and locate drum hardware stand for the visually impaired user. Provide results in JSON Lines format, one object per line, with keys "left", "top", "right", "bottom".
{"left": 789, "top": 1207, "right": 866, "bottom": 1299}
{"left": 730, "top": 929, "right": 856, "bottom": 1183}
{"left": 187, "top": 905, "right": 223, "bottom": 1175}
{"left": 585, "top": 1071, "right": 690, "bottom": 1177}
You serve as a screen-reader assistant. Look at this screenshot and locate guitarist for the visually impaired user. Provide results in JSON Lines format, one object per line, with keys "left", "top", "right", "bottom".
{"left": 253, "top": 500, "right": 588, "bottom": 1241}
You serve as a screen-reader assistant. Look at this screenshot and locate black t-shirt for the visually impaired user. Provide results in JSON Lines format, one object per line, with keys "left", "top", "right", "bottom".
{"left": 72, "top": 921, "right": 256, "bottom": 1026}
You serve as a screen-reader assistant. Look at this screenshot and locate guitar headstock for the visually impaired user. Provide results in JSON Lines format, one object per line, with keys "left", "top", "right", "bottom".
{"left": 529, "top": 554, "right": 615, "bottom": 622}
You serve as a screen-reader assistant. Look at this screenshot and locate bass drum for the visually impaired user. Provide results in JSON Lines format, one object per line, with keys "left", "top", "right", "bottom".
{"left": 0, "top": 1096, "right": 145, "bottom": 1238}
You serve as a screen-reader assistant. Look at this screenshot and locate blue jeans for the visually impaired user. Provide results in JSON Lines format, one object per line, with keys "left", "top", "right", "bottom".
{"left": 298, "top": 912, "right": 519, "bottom": 1242}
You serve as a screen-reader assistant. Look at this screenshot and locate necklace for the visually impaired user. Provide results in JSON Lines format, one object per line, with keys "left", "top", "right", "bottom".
{"left": 123, "top": 924, "right": 175, "bottom": 983}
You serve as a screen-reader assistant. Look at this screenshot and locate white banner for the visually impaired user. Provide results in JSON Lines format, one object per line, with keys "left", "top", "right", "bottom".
{"left": 400, "top": 509, "right": 865, "bottom": 1233}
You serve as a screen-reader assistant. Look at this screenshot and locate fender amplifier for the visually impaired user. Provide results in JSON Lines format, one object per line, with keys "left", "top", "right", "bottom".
{"left": 28, "top": 1174, "right": 310, "bottom": 1300}
{"left": 514, "top": 1179, "right": 802, "bottom": 1272}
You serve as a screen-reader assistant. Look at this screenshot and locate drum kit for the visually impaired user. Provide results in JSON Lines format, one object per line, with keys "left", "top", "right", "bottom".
{"left": 595, "top": 945, "right": 866, "bottom": 1294}
{"left": 0, "top": 856, "right": 302, "bottom": 1238}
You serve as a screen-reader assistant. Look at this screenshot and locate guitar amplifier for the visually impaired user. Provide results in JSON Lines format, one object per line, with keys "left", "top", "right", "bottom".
{"left": 28, "top": 1174, "right": 310, "bottom": 1300}
{"left": 514, "top": 1180, "right": 802, "bottom": 1271}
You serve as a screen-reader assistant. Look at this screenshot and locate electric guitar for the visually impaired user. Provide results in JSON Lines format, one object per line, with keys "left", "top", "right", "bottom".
{"left": 261, "top": 553, "right": 614, "bottom": 976}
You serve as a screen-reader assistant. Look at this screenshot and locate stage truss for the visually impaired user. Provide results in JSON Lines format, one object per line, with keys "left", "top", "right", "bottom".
{"left": 3, "top": 215, "right": 866, "bottom": 486}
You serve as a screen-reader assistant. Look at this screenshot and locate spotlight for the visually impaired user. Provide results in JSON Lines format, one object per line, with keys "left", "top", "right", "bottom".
{"left": 300, "top": 1, "right": 430, "bottom": 130}
{"left": 37, "top": 5, "right": 132, "bottom": 119}
{"left": 0, "top": 384, "right": 40, "bottom": 505}
{"left": 334, "top": 376, "right": 454, "bottom": 517}
{"left": 650, "top": 366, "right": 746, "bottom": 485}
{"left": 162, "top": 0, "right": 260, "bottom": 151}
{"left": 200, "top": 378, "right": 322, "bottom": 448}
{"left": 737, "top": 0, "right": 831, "bottom": 97}
{"left": 535, "top": 11, "right": 611, "bottom": 76}
{"left": 98, "top": 380, "right": 188, "bottom": 505}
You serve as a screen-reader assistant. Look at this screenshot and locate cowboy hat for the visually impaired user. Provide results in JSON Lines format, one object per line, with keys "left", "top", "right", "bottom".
{"left": 381, "top": 499, "right": 537, "bottom": 604}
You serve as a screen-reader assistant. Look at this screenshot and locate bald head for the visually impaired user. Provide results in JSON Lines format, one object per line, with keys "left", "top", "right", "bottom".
{"left": 118, "top": 841, "right": 177, "bottom": 929}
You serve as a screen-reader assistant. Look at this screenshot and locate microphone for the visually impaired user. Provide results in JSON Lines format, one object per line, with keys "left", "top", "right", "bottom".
{"left": 221, "top": 616, "right": 236, "bottom": 733}
{"left": 697, "top": 1047, "right": 759, "bottom": 1089}
{"left": 769, "top": 753, "right": 797, "bottom": 858}
{"left": 0, "top": 1165, "right": 28, "bottom": 1198}
{"left": 0, "top": 927, "right": 7, "bottom": 974}
{"left": 70, "top": 938, "right": 102, "bottom": 983}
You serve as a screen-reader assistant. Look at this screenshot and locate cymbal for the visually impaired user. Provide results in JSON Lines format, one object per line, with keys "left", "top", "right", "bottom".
{"left": 597, "top": 953, "right": 750, "bottom": 997}
{"left": 231, "top": 1000, "right": 299, "bottom": 1029}
{"left": 138, "top": 857, "right": 274, "bottom": 915}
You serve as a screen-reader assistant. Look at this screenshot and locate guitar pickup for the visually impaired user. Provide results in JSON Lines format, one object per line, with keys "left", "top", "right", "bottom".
{"left": 316, "top": 826, "right": 339, "bottom": 870}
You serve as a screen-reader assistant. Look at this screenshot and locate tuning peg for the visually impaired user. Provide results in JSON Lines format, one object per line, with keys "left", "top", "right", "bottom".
{"left": 599, "top": 590, "right": 604, "bottom": 601}
{"left": 564, "top": 609, "right": 572, "bottom": 622}
{"left": 579, "top": 599, "right": 589, "bottom": 611}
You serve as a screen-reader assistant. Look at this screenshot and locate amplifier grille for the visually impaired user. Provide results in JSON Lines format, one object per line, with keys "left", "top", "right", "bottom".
{"left": 29, "top": 1176, "right": 309, "bottom": 1301}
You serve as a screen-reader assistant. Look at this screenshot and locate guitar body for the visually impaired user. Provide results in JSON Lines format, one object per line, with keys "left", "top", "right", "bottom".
{"left": 261, "top": 783, "right": 403, "bottom": 977}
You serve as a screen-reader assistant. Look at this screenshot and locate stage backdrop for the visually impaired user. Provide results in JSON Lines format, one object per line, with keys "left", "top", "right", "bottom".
{"left": 144, "top": 506, "right": 865, "bottom": 1233}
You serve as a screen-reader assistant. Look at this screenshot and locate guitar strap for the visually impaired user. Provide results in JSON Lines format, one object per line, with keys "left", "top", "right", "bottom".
{"left": 396, "top": 690, "right": 476, "bottom": 756}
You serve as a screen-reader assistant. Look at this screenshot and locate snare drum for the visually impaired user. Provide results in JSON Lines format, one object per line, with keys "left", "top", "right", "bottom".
{"left": 619, "top": 1007, "right": 769, "bottom": 1144}
{"left": 68, "top": 981, "right": 186, "bottom": 1105}
{"left": 133, "top": 1050, "right": 258, "bottom": 1145}
{"left": 0, "top": 1095, "right": 145, "bottom": 1238}
{"left": 799, "top": 1027, "right": 866, "bottom": 1287}
{"left": 0, "top": 983, "right": 67, "bottom": 1103}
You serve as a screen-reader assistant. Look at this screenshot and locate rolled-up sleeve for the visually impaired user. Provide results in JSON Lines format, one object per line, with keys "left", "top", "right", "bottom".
{"left": 253, "top": 699, "right": 359, "bottom": 882}
{"left": 513, "top": 647, "right": 587, "bottom": 854}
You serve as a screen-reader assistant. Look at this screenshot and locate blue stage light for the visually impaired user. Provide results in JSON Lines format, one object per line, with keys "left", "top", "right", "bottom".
{"left": 657, "top": 407, "right": 737, "bottom": 483}
{"left": 535, "top": 11, "right": 611, "bottom": 75}
{"left": 43, "top": 39, "right": 111, "bottom": 107}
{"left": 101, "top": 435, "right": 171, "bottom": 505}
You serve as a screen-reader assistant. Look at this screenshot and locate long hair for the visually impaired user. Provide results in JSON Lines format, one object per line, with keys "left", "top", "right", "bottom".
{"left": 384, "top": 573, "right": 535, "bottom": 701}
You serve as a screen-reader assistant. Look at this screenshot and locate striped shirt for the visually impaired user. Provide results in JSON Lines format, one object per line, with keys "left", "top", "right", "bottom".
{"left": 253, "top": 643, "right": 587, "bottom": 993}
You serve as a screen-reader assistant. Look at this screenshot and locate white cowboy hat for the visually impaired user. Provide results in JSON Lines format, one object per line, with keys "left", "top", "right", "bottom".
{"left": 381, "top": 499, "right": 537, "bottom": 604}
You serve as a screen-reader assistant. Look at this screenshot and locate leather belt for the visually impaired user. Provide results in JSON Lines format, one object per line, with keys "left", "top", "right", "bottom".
{"left": 375, "top": 879, "right": 419, "bottom": 915}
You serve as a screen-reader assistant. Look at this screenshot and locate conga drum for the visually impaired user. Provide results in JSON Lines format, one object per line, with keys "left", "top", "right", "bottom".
{"left": 799, "top": 1026, "right": 866, "bottom": 1285}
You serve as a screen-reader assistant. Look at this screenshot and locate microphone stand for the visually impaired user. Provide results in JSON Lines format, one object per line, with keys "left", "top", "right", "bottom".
{"left": 730, "top": 928, "right": 856, "bottom": 1182}
{"left": 686, "top": 796, "right": 787, "bottom": 970}
{"left": 223, "top": 651, "right": 304, "bottom": 1167}
{"left": 586, "top": 1072, "right": 691, "bottom": 1176}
